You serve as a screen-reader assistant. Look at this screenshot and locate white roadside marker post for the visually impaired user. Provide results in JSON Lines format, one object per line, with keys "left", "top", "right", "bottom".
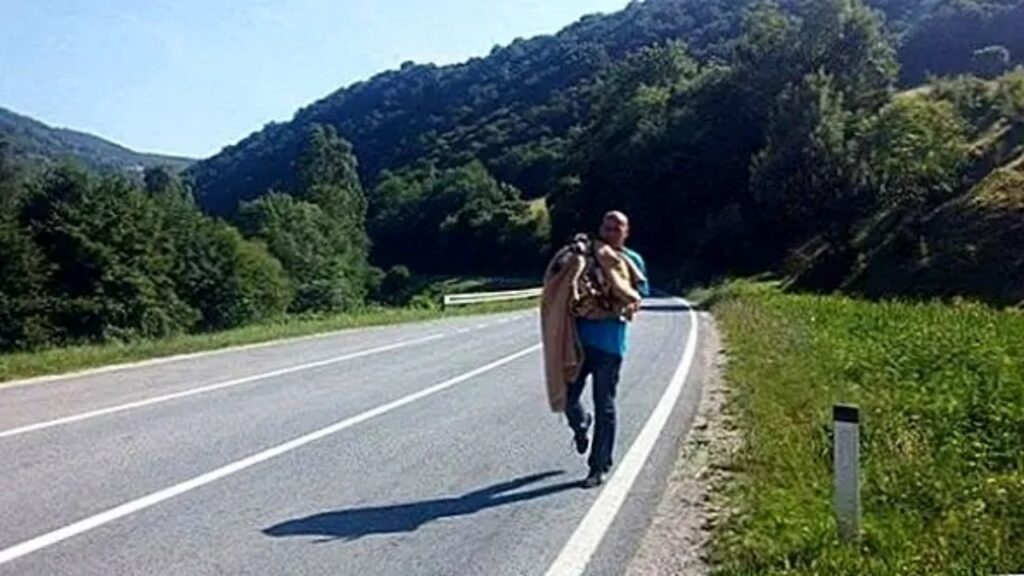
{"left": 833, "top": 404, "right": 861, "bottom": 542}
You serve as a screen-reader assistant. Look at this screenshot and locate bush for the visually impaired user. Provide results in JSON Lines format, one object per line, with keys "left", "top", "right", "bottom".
{"left": 240, "top": 193, "right": 367, "bottom": 314}
{"left": 862, "top": 96, "right": 970, "bottom": 209}
{"left": 0, "top": 216, "right": 54, "bottom": 350}
{"left": 175, "top": 220, "right": 293, "bottom": 330}
{"left": 20, "top": 167, "right": 195, "bottom": 343}
{"left": 375, "top": 265, "right": 413, "bottom": 306}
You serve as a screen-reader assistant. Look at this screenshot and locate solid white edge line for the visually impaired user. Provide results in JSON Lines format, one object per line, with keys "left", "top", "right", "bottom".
{"left": 0, "top": 343, "right": 542, "bottom": 567}
{"left": 544, "top": 298, "right": 700, "bottom": 576}
{"left": 0, "top": 323, "right": 423, "bottom": 390}
{"left": 0, "top": 309, "right": 534, "bottom": 390}
{"left": 0, "top": 334, "right": 445, "bottom": 439}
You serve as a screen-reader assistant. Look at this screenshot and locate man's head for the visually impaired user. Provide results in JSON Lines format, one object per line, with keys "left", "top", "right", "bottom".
{"left": 599, "top": 210, "right": 629, "bottom": 250}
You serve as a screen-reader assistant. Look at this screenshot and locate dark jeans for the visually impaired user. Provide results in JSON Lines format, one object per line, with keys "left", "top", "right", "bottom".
{"left": 565, "top": 346, "right": 623, "bottom": 474}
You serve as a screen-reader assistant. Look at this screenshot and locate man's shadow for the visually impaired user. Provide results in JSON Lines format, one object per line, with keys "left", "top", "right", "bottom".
{"left": 263, "top": 471, "right": 579, "bottom": 543}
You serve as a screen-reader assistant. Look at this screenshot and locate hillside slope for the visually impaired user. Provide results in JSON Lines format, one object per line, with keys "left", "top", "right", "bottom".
{"left": 0, "top": 106, "right": 192, "bottom": 174}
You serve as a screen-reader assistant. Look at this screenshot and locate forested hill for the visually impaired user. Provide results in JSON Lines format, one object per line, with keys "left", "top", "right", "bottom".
{"left": 0, "top": 107, "right": 192, "bottom": 174}
{"left": 189, "top": 0, "right": 1024, "bottom": 215}
{"left": 188, "top": 0, "right": 744, "bottom": 214}
{"left": 2, "top": 0, "right": 1021, "bottom": 357}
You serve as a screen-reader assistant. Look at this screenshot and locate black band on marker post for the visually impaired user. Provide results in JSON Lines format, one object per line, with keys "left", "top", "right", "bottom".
{"left": 833, "top": 404, "right": 860, "bottom": 424}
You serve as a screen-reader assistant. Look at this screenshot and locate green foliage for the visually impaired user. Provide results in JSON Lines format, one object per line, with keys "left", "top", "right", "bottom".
{"left": 0, "top": 215, "right": 52, "bottom": 350}
{"left": 899, "top": 0, "right": 1024, "bottom": 84}
{"left": 845, "top": 167, "right": 1024, "bottom": 306}
{"left": 787, "top": 0, "right": 898, "bottom": 113}
{"left": 998, "top": 67, "right": 1024, "bottom": 121}
{"left": 368, "top": 161, "right": 547, "bottom": 274}
{"left": 188, "top": 0, "right": 753, "bottom": 214}
{"left": 0, "top": 153, "right": 300, "bottom": 352}
{"left": 552, "top": 42, "right": 708, "bottom": 249}
{"left": 234, "top": 124, "right": 372, "bottom": 315}
{"left": 0, "top": 139, "right": 24, "bottom": 212}
{"left": 374, "top": 265, "right": 414, "bottom": 306}
{"left": 144, "top": 166, "right": 194, "bottom": 204}
{"left": 751, "top": 73, "right": 863, "bottom": 242}
{"left": 20, "top": 166, "right": 195, "bottom": 342}
{"left": 173, "top": 217, "right": 293, "bottom": 330}
{"left": 5, "top": 0, "right": 1024, "bottom": 357}
{"left": 297, "top": 125, "right": 368, "bottom": 231}
{"left": 556, "top": 0, "right": 896, "bottom": 275}
{"left": 863, "top": 96, "right": 970, "bottom": 208}
{"left": 931, "top": 74, "right": 1004, "bottom": 129}
{"left": 180, "top": 0, "right": 1021, "bottom": 291}
{"left": 239, "top": 193, "right": 366, "bottom": 314}
{"left": 711, "top": 284, "right": 1024, "bottom": 574}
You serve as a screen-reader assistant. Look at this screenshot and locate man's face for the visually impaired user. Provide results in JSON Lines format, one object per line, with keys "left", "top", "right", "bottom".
{"left": 600, "top": 214, "right": 629, "bottom": 249}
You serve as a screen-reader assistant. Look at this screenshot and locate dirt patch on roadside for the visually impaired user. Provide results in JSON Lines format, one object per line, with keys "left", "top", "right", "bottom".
{"left": 625, "top": 313, "right": 740, "bottom": 576}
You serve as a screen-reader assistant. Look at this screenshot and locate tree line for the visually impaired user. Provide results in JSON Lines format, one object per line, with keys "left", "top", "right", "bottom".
{"left": 3, "top": 0, "right": 1023, "bottom": 354}
{"left": 551, "top": 0, "right": 1024, "bottom": 304}
{"left": 0, "top": 126, "right": 386, "bottom": 352}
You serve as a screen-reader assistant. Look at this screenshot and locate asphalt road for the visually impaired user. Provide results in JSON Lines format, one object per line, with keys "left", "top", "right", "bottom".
{"left": 0, "top": 297, "right": 703, "bottom": 575}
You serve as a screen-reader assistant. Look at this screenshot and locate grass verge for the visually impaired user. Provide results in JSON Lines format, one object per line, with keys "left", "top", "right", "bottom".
{"left": 706, "top": 281, "right": 1023, "bottom": 575}
{"left": 0, "top": 299, "right": 537, "bottom": 385}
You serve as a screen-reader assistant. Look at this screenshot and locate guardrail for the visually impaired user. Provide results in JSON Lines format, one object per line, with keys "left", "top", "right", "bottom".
{"left": 442, "top": 287, "right": 543, "bottom": 308}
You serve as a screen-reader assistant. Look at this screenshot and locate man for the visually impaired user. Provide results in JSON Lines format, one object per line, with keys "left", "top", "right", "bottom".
{"left": 566, "top": 211, "right": 648, "bottom": 488}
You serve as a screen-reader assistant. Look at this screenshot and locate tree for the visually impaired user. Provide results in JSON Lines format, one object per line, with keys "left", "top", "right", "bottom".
{"left": 20, "top": 166, "right": 195, "bottom": 342}
{"left": 998, "top": 67, "right": 1024, "bottom": 122}
{"left": 375, "top": 265, "right": 413, "bottom": 306}
{"left": 171, "top": 212, "right": 293, "bottom": 330}
{"left": 932, "top": 74, "right": 1002, "bottom": 129}
{"left": 297, "top": 124, "right": 367, "bottom": 236}
{"left": 862, "top": 96, "right": 969, "bottom": 209}
{"left": 144, "top": 166, "right": 194, "bottom": 205}
{"left": 368, "top": 161, "right": 547, "bottom": 274}
{"left": 794, "top": 0, "right": 898, "bottom": 113}
{"left": 240, "top": 193, "right": 367, "bottom": 313}
{"left": 0, "top": 215, "right": 52, "bottom": 350}
{"left": 734, "top": 0, "right": 896, "bottom": 120}
{"left": 552, "top": 43, "right": 702, "bottom": 250}
{"left": 0, "top": 139, "right": 24, "bottom": 212}
{"left": 750, "top": 73, "right": 864, "bottom": 243}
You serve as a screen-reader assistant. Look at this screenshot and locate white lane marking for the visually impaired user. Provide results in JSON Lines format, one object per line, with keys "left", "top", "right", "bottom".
{"left": 544, "top": 298, "right": 700, "bottom": 576}
{"left": 0, "top": 310, "right": 526, "bottom": 391}
{"left": 0, "top": 343, "right": 542, "bottom": 566}
{"left": 0, "top": 321, "right": 441, "bottom": 391}
{"left": 0, "top": 334, "right": 444, "bottom": 439}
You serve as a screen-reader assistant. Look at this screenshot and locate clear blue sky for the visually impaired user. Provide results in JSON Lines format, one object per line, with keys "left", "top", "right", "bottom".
{"left": 1, "top": 0, "right": 630, "bottom": 158}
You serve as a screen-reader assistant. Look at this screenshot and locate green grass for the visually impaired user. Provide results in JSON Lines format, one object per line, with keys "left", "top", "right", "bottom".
{"left": 0, "top": 299, "right": 538, "bottom": 385}
{"left": 708, "top": 281, "right": 1024, "bottom": 575}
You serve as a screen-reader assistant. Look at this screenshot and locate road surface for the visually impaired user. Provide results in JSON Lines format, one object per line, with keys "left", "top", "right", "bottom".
{"left": 0, "top": 297, "right": 702, "bottom": 575}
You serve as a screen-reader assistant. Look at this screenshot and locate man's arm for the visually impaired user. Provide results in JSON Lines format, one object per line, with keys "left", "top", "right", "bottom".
{"left": 624, "top": 249, "right": 649, "bottom": 298}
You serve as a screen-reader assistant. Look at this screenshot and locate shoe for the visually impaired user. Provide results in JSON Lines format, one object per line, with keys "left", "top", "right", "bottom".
{"left": 573, "top": 414, "right": 593, "bottom": 455}
{"left": 582, "top": 470, "right": 604, "bottom": 490}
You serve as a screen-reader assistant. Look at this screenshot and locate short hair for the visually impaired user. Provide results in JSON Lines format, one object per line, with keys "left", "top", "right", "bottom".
{"left": 603, "top": 211, "right": 629, "bottom": 226}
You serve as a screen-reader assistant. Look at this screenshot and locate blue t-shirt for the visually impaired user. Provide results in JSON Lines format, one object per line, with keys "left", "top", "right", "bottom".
{"left": 576, "top": 247, "right": 649, "bottom": 357}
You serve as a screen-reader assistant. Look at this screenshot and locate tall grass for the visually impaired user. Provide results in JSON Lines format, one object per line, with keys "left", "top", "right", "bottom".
{"left": 710, "top": 282, "right": 1024, "bottom": 575}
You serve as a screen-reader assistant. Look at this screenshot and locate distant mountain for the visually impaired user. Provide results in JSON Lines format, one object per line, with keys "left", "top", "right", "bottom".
{"left": 0, "top": 106, "right": 193, "bottom": 174}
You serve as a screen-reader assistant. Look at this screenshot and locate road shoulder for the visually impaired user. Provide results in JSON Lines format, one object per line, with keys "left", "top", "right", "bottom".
{"left": 625, "top": 313, "right": 740, "bottom": 576}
